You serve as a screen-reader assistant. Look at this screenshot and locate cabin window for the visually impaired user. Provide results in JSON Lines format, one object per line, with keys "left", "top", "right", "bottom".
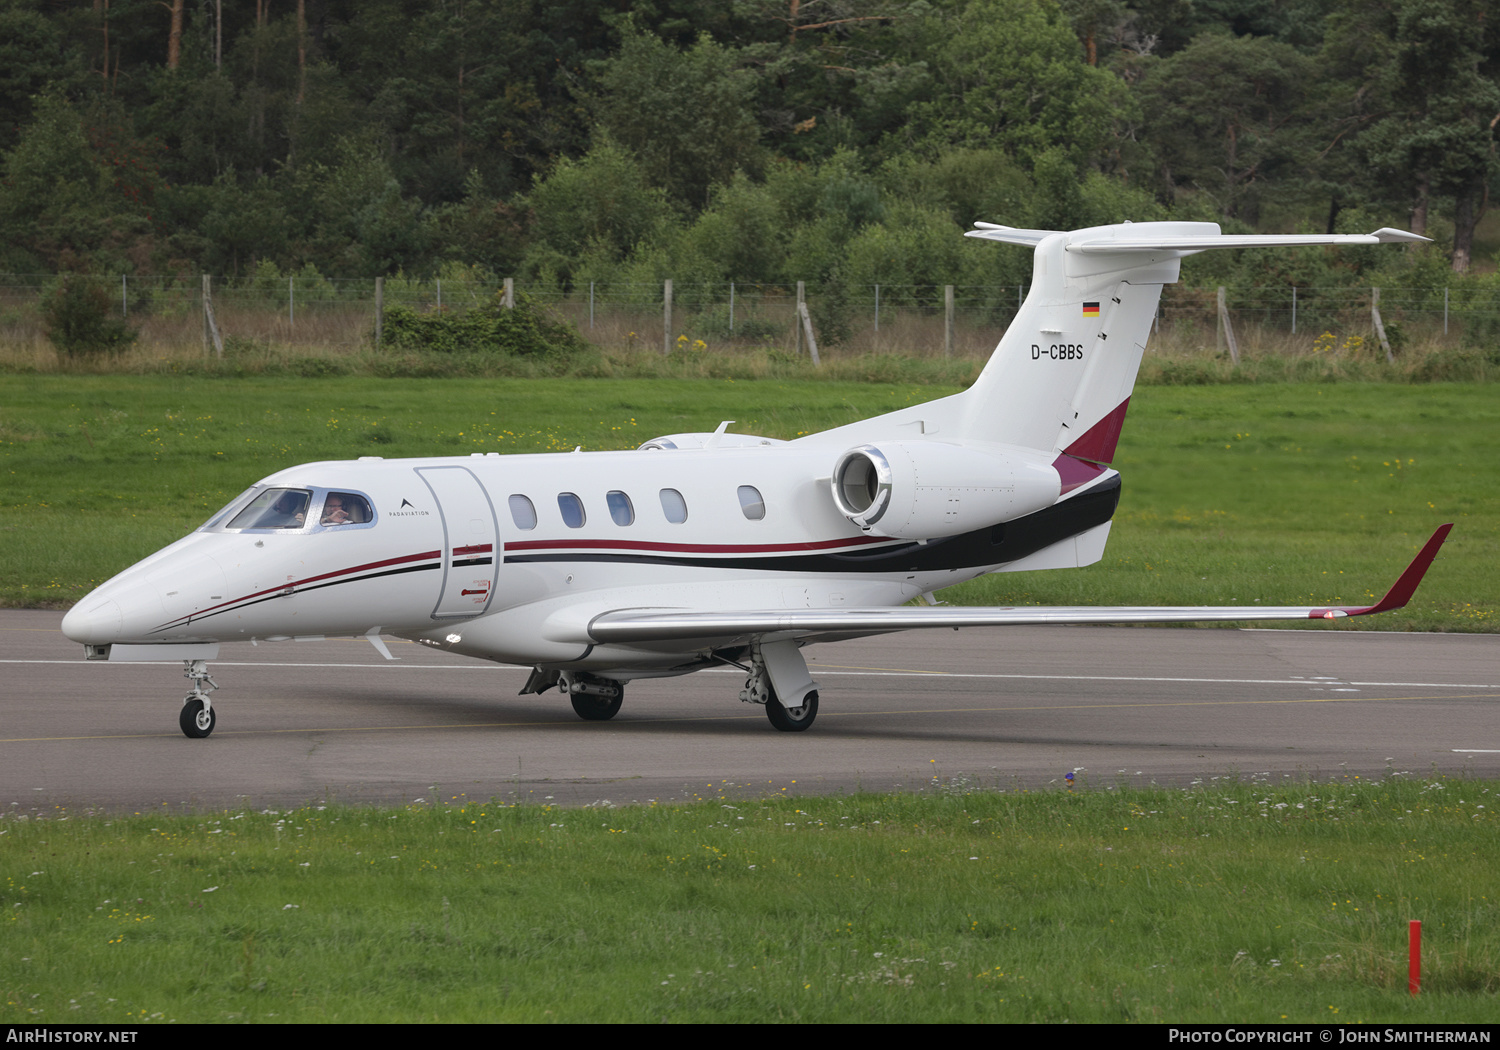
{"left": 737, "top": 485, "right": 766, "bottom": 521}
{"left": 508, "top": 494, "right": 537, "bottom": 530}
{"left": 659, "top": 488, "right": 688, "bottom": 524}
{"left": 606, "top": 490, "right": 634, "bottom": 526}
{"left": 558, "top": 492, "right": 586, "bottom": 528}
{"left": 319, "top": 492, "right": 372, "bottom": 526}
{"left": 226, "top": 488, "right": 312, "bottom": 530}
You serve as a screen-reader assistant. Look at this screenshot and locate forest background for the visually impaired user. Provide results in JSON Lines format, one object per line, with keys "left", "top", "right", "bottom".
{"left": 1, "top": 0, "right": 1498, "bottom": 350}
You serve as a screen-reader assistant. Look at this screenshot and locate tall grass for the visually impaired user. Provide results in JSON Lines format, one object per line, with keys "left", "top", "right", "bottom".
{"left": 1, "top": 293, "right": 1494, "bottom": 383}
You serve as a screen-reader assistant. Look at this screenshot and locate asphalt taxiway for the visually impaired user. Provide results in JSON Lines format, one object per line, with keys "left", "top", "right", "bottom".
{"left": 3, "top": 610, "right": 1496, "bottom": 810}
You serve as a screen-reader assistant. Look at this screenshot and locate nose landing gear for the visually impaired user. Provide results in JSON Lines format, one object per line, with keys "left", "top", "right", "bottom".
{"left": 179, "top": 659, "right": 219, "bottom": 738}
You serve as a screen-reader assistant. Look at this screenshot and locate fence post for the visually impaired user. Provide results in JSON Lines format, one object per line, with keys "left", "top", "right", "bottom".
{"left": 1291, "top": 286, "right": 1296, "bottom": 335}
{"left": 589, "top": 281, "right": 595, "bottom": 329}
{"left": 121, "top": 275, "right": 127, "bottom": 318}
{"left": 1372, "top": 286, "right": 1393, "bottom": 362}
{"left": 1444, "top": 287, "right": 1449, "bottom": 336}
{"left": 502, "top": 277, "right": 514, "bottom": 309}
{"left": 374, "top": 277, "right": 384, "bottom": 347}
{"left": 944, "top": 285, "right": 955, "bottom": 357}
{"left": 436, "top": 278, "right": 442, "bottom": 312}
{"left": 289, "top": 275, "right": 295, "bottom": 326}
{"left": 874, "top": 283, "right": 880, "bottom": 333}
{"left": 729, "top": 281, "right": 735, "bottom": 335}
{"left": 201, "top": 274, "right": 223, "bottom": 358}
{"left": 1216, "top": 286, "right": 1239, "bottom": 365}
{"left": 798, "top": 300, "right": 821, "bottom": 367}
{"left": 795, "top": 281, "right": 805, "bottom": 355}
{"left": 663, "top": 278, "right": 673, "bottom": 355}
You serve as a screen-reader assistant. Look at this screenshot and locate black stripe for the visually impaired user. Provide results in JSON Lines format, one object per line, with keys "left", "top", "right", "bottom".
{"left": 504, "top": 478, "right": 1120, "bottom": 575}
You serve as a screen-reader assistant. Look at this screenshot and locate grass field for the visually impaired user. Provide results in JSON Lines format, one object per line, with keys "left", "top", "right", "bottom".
{"left": 3, "top": 779, "right": 1497, "bottom": 1023}
{"left": 0, "top": 375, "right": 1492, "bottom": 629}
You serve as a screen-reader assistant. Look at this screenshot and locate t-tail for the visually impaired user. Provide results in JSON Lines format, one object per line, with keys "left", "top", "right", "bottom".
{"left": 957, "top": 221, "right": 1428, "bottom": 462}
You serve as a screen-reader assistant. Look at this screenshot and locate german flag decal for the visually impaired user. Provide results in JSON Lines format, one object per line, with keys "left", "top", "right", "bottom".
{"left": 1082, "top": 302, "right": 1100, "bottom": 318}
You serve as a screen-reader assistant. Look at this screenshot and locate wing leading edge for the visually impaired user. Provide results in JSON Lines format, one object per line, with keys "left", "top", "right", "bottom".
{"left": 587, "top": 526, "right": 1452, "bottom": 645}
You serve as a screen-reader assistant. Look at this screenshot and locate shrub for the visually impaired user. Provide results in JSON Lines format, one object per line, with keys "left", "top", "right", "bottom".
{"left": 42, "top": 274, "right": 137, "bottom": 357}
{"left": 378, "top": 292, "right": 586, "bottom": 358}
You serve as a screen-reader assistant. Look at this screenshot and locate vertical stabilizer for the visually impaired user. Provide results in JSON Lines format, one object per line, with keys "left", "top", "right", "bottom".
{"left": 956, "top": 223, "right": 1201, "bottom": 458}
{"left": 957, "top": 221, "right": 1428, "bottom": 461}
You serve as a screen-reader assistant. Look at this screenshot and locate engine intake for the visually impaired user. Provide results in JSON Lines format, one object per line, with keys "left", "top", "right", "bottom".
{"left": 830, "top": 442, "right": 1061, "bottom": 538}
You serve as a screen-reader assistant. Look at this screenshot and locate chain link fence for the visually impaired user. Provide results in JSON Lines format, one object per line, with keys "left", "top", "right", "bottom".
{"left": 3, "top": 275, "right": 1497, "bottom": 357}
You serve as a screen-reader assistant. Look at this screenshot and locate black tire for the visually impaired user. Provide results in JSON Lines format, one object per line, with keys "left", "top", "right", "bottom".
{"left": 766, "top": 689, "right": 818, "bottom": 732}
{"left": 179, "top": 697, "right": 216, "bottom": 738}
{"left": 570, "top": 688, "right": 623, "bottom": 721}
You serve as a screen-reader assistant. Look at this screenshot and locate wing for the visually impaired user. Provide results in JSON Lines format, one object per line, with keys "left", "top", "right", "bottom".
{"left": 586, "top": 526, "right": 1451, "bottom": 646}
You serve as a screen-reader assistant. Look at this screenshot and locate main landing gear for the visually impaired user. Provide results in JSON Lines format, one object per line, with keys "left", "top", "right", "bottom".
{"left": 765, "top": 686, "right": 819, "bottom": 732}
{"left": 522, "top": 669, "right": 625, "bottom": 722}
{"left": 739, "top": 639, "right": 820, "bottom": 732}
{"left": 560, "top": 671, "right": 624, "bottom": 721}
{"left": 179, "top": 659, "right": 218, "bottom": 738}
{"left": 524, "top": 640, "right": 821, "bottom": 731}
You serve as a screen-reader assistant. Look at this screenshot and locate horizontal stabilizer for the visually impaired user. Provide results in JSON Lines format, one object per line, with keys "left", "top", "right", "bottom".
{"left": 966, "top": 222, "right": 1430, "bottom": 252}
{"left": 965, "top": 223, "right": 1061, "bottom": 246}
{"left": 1067, "top": 228, "right": 1431, "bottom": 253}
{"left": 587, "top": 526, "right": 1451, "bottom": 644}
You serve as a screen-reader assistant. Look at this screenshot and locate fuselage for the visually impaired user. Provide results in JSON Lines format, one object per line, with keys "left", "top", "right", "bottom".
{"left": 60, "top": 439, "right": 1119, "bottom": 674}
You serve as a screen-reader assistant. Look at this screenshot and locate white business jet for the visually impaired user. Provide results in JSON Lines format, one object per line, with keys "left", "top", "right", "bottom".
{"left": 62, "top": 220, "right": 1450, "bottom": 737}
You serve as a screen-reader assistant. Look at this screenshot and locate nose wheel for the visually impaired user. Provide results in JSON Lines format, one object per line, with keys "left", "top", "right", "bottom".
{"left": 179, "top": 697, "right": 216, "bottom": 738}
{"left": 178, "top": 659, "right": 218, "bottom": 738}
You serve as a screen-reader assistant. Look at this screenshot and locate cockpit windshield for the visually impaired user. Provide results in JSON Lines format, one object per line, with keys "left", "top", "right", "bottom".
{"left": 198, "top": 487, "right": 258, "bottom": 530}
{"left": 226, "top": 488, "right": 312, "bottom": 529}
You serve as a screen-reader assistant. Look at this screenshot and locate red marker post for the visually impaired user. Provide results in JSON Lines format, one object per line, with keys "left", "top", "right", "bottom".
{"left": 1409, "top": 920, "right": 1421, "bottom": 995}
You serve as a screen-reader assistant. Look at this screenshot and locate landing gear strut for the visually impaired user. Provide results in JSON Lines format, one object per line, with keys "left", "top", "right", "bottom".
{"left": 179, "top": 659, "right": 218, "bottom": 738}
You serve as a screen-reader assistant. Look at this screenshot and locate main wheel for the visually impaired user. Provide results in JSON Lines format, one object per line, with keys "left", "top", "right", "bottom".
{"left": 570, "top": 688, "right": 623, "bottom": 721}
{"left": 765, "top": 689, "right": 818, "bottom": 732}
{"left": 179, "top": 697, "right": 216, "bottom": 738}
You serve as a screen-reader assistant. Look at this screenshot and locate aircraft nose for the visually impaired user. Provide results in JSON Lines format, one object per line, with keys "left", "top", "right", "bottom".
{"left": 61, "top": 597, "right": 123, "bottom": 645}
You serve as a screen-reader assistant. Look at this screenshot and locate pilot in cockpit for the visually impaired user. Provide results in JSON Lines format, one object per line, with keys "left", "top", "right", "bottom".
{"left": 319, "top": 492, "right": 370, "bottom": 526}
{"left": 321, "top": 494, "right": 352, "bottom": 525}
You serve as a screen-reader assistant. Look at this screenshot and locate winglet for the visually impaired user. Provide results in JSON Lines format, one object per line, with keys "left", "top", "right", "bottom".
{"left": 1309, "top": 524, "right": 1452, "bottom": 619}
{"left": 1371, "top": 227, "right": 1433, "bottom": 244}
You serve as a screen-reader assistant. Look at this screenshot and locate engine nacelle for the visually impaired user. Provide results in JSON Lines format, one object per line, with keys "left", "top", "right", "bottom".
{"left": 830, "top": 441, "right": 1062, "bottom": 538}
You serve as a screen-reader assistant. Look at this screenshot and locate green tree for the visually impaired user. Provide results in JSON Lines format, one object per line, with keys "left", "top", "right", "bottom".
{"left": 0, "top": 93, "right": 157, "bottom": 271}
{"left": 290, "top": 134, "right": 435, "bottom": 276}
{"left": 522, "top": 142, "right": 676, "bottom": 285}
{"left": 1358, "top": 0, "right": 1499, "bottom": 271}
{"left": 586, "top": 24, "right": 764, "bottom": 209}
{"left": 1137, "top": 32, "right": 1317, "bottom": 223}
{"left": 894, "top": 0, "right": 1131, "bottom": 172}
